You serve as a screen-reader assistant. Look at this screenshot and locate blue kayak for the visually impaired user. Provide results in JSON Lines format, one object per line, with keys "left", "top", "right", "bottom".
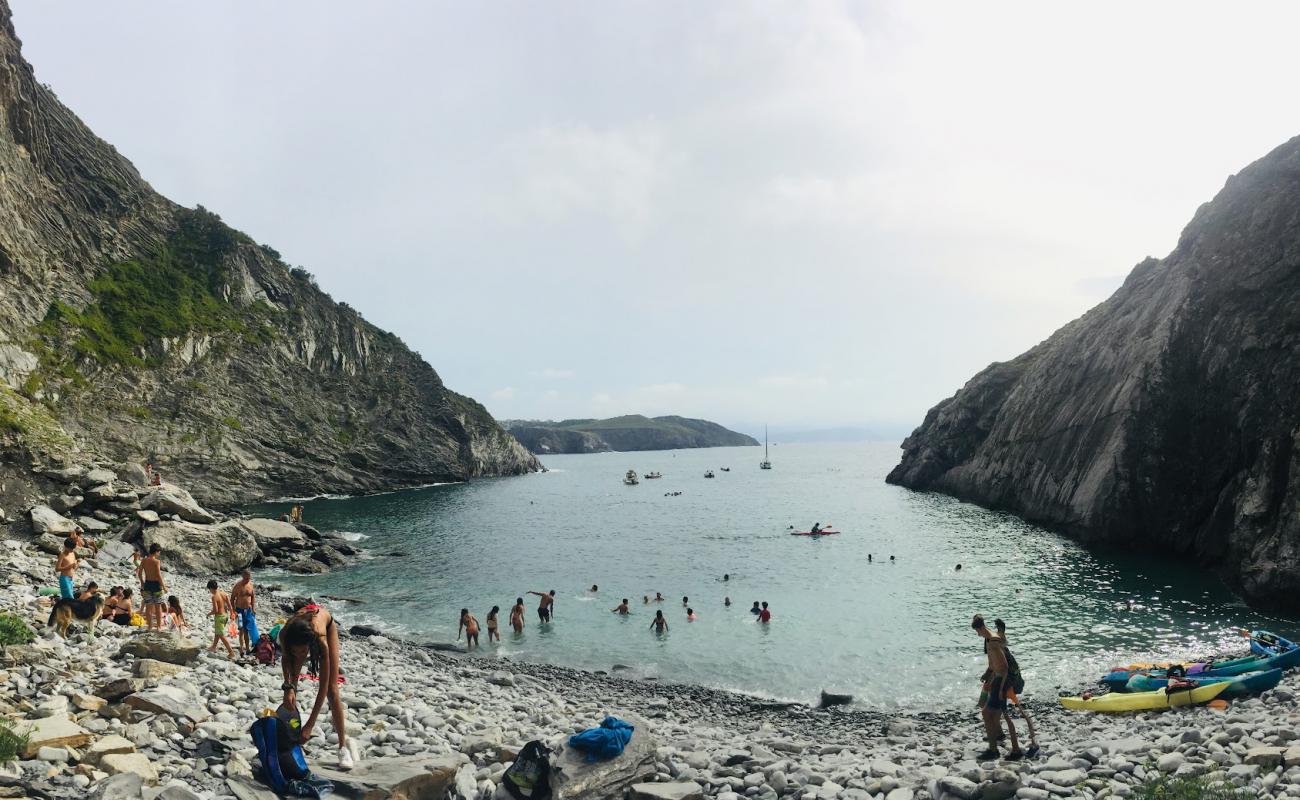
{"left": 1101, "top": 647, "right": 1300, "bottom": 691}
{"left": 1126, "top": 668, "right": 1282, "bottom": 698}
{"left": 1249, "top": 631, "right": 1297, "bottom": 658}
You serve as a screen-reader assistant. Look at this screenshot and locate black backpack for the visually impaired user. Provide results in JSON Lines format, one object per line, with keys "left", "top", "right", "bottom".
{"left": 1005, "top": 648, "right": 1025, "bottom": 695}
{"left": 502, "top": 740, "right": 552, "bottom": 800}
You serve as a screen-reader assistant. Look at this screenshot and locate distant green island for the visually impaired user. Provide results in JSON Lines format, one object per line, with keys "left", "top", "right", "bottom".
{"left": 502, "top": 415, "right": 759, "bottom": 454}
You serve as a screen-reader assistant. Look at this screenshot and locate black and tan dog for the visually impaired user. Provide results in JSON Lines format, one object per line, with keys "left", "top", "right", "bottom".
{"left": 47, "top": 594, "right": 105, "bottom": 638}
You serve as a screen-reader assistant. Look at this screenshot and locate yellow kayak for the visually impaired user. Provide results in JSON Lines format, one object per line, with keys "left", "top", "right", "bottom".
{"left": 1060, "top": 681, "right": 1229, "bottom": 712}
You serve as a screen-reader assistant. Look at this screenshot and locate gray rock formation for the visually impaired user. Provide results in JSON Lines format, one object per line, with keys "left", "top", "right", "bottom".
{"left": 0, "top": 0, "right": 538, "bottom": 507}
{"left": 549, "top": 713, "right": 656, "bottom": 800}
{"left": 141, "top": 520, "right": 258, "bottom": 576}
{"left": 887, "top": 134, "right": 1300, "bottom": 612}
{"left": 505, "top": 415, "right": 759, "bottom": 454}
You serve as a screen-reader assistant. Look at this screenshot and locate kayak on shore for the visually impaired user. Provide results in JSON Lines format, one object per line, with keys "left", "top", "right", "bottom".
{"left": 1100, "top": 646, "right": 1300, "bottom": 691}
{"left": 1248, "top": 630, "right": 1298, "bottom": 657}
{"left": 1125, "top": 668, "right": 1283, "bottom": 698}
{"left": 1061, "top": 680, "right": 1230, "bottom": 712}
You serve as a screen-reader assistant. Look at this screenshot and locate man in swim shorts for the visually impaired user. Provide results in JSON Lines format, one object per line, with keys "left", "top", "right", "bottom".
{"left": 528, "top": 590, "right": 555, "bottom": 622}
{"left": 232, "top": 569, "right": 258, "bottom": 657}
{"left": 55, "top": 538, "right": 78, "bottom": 600}
{"left": 139, "top": 544, "right": 168, "bottom": 631}
{"left": 207, "top": 579, "right": 235, "bottom": 658}
{"left": 972, "top": 614, "right": 1011, "bottom": 760}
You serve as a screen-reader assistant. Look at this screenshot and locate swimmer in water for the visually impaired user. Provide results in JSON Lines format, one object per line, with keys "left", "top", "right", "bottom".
{"left": 890, "top": 555, "right": 895, "bottom": 563}
{"left": 956, "top": 564, "right": 962, "bottom": 571}
{"left": 651, "top": 610, "right": 668, "bottom": 633}
{"left": 749, "top": 601, "right": 761, "bottom": 615}
{"left": 723, "top": 573, "right": 730, "bottom": 582}
{"left": 654, "top": 592, "right": 664, "bottom": 602}
{"left": 868, "top": 554, "right": 873, "bottom": 563}
{"left": 612, "top": 598, "right": 630, "bottom": 615}
{"left": 724, "top": 597, "right": 731, "bottom": 607}
{"left": 682, "top": 596, "right": 688, "bottom": 606}
{"left": 590, "top": 584, "right": 598, "bottom": 592}
{"left": 686, "top": 607, "right": 696, "bottom": 621}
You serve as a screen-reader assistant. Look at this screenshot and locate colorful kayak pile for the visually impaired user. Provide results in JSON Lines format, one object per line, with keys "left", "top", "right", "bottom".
{"left": 1059, "top": 630, "right": 1297, "bottom": 713}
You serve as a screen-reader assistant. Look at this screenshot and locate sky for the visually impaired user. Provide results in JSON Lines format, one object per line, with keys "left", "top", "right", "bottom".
{"left": 12, "top": 2, "right": 1300, "bottom": 438}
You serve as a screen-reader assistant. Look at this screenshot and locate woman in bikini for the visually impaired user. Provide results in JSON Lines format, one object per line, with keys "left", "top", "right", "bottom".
{"left": 278, "top": 601, "right": 353, "bottom": 770}
{"left": 458, "top": 608, "right": 480, "bottom": 650}
{"left": 486, "top": 606, "right": 500, "bottom": 643}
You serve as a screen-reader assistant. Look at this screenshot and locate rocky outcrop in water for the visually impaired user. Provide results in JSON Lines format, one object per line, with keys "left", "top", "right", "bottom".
{"left": 0, "top": 0, "right": 538, "bottom": 507}
{"left": 888, "top": 135, "right": 1300, "bottom": 612}
{"left": 504, "top": 415, "right": 758, "bottom": 454}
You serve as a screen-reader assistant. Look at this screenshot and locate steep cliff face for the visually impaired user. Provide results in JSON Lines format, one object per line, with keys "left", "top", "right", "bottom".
{"left": 888, "top": 135, "right": 1300, "bottom": 611}
{"left": 0, "top": 1, "right": 538, "bottom": 506}
{"left": 504, "top": 415, "right": 759, "bottom": 454}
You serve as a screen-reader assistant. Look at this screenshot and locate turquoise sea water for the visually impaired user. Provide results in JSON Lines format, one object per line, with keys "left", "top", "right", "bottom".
{"left": 248, "top": 442, "right": 1297, "bottom": 709}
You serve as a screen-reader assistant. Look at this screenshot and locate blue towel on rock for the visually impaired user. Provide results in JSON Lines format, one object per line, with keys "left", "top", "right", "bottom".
{"left": 567, "top": 716, "right": 634, "bottom": 761}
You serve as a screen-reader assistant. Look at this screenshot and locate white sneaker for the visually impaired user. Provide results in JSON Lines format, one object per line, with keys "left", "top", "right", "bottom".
{"left": 337, "top": 746, "right": 354, "bottom": 771}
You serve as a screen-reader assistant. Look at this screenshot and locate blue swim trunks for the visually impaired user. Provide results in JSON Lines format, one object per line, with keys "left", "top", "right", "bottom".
{"left": 237, "top": 608, "right": 259, "bottom": 641}
{"left": 58, "top": 575, "right": 74, "bottom": 600}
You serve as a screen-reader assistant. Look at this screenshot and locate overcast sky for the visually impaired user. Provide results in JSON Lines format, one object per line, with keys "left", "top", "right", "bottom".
{"left": 13, "top": 2, "right": 1300, "bottom": 437}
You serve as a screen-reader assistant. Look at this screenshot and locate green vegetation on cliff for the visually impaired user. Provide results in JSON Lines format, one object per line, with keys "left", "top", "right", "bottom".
{"left": 29, "top": 207, "right": 273, "bottom": 374}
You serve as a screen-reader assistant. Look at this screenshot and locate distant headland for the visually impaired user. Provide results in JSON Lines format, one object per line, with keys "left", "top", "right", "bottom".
{"left": 502, "top": 415, "right": 759, "bottom": 454}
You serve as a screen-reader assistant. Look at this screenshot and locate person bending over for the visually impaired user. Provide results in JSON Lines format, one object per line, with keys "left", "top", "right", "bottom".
{"left": 279, "top": 601, "right": 353, "bottom": 770}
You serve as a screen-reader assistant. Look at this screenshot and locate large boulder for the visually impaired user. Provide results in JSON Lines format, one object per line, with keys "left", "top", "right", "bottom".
{"left": 81, "top": 467, "right": 118, "bottom": 488}
{"left": 241, "top": 518, "right": 307, "bottom": 551}
{"left": 312, "top": 754, "right": 465, "bottom": 800}
{"left": 142, "top": 520, "right": 257, "bottom": 575}
{"left": 29, "top": 504, "right": 79, "bottom": 535}
{"left": 140, "top": 484, "right": 216, "bottom": 524}
{"left": 117, "top": 632, "right": 201, "bottom": 665}
{"left": 116, "top": 462, "right": 151, "bottom": 487}
{"left": 549, "top": 714, "right": 657, "bottom": 800}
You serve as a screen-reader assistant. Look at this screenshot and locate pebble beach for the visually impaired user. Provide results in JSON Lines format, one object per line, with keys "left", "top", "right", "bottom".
{"left": 6, "top": 533, "right": 1300, "bottom": 800}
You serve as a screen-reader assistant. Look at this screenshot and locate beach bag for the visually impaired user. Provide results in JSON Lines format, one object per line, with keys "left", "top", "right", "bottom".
{"left": 1005, "top": 648, "right": 1025, "bottom": 695}
{"left": 254, "top": 634, "right": 277, "bottom": 666}
{"left": 249, "top": 715, "right": 333, "bottom": 798}
{"left": 129, "top": 613, "right": 145, "bottom": 627}
{"left": 502, "top": 740, "right": 552, "bottom": 800}
{"left": 567, "top": 716, "right": 634, "bottom": 762}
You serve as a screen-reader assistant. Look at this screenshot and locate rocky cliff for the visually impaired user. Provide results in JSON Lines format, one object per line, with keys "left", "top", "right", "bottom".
{"left": 504, "top": 415, "right": 759, "bottom": 454}
{"left": 0, "top": 0, "right": 538, "bottom": 507}
{"left": 887, "top": 135, "right": 1300, "bottom": 612}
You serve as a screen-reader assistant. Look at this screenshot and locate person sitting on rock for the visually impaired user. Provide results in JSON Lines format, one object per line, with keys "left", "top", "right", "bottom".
{"left": 76, "top": 581, "right": 100, "bottom": 601}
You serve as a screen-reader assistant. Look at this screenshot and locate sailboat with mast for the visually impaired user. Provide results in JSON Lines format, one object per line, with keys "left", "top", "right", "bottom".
{"left": 760, "top": 425, "right": 772, "bottom": 470}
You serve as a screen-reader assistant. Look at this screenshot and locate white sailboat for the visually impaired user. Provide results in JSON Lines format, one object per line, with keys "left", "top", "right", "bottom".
{"left": 760, "top": 425, "right": 772, "bottom": 470}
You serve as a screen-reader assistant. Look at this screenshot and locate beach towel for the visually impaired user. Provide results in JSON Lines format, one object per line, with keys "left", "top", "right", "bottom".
{"left": 567, "top": 716, "right": 634, "bottom": 761}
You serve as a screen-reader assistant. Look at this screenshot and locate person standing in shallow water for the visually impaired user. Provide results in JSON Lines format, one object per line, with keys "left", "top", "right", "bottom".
{"left": 486, "top": 606, "right": 500, "bottom": 642}
{"left": 528, "top": 590, "right": 555, "bottom": 622}
{"left": 458, "top": 608, "right": 479, "bottom": 650}
{"left": 650, "top": 609, "right": 668, "bottom": 633}
{"left": 612, "top": 599, "right": 630, "bottom": 615}
{"left": 509, "top": 598, "right": 526, "bottom": 633}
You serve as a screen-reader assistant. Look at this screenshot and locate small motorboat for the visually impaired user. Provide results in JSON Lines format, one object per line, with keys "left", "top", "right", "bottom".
{"left": 623, "top": 470, "right": 639, "bottom": 486}
{"left": 704, "top": 470, "right": 715, "bottom": 479}
{"left": 720, "top": 467, "right": 730, "bottom": 472}
{"left": 643, "top": 472, "right": 663, "bottom": 480}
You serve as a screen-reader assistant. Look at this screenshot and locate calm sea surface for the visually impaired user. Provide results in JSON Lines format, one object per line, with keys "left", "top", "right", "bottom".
{"left": 247, "top": 442, "right": 1297, "bottom": 709}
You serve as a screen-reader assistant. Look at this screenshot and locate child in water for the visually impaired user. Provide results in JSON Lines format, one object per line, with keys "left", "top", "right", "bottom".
{"left": 686, "top": 607, "right": 696, "bottom": 621}
{"left": 486, "top": 606, "right": 500, "bottom": 642}
{"left": 458, "top": 608, "right": 480, "bottom": 650}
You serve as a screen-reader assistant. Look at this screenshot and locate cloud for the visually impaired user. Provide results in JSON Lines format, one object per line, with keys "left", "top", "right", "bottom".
{"left": 537, "top": 368, "right": 575, "bottom": 380}
{"left": 506, "top": 121, "right": 679, "bottom": 241}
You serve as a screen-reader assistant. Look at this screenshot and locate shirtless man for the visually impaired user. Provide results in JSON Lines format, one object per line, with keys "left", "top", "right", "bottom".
{"left": 207, "top": 579, "right": 236, "bottom": 658}
{"left": 972, "top": 614, "right": 1015, "bottom": 760}
{"left": 509, "top": 597, "right": 526, "bottom": 634}
{"left": 612, "top": 598, "right": 631, "bottom": 615}
{"left": 232, "top": 570, "right": 257, "bottom": 657}
{"left": 528, "top": 590, "right": 556, "bottom": 623}
{"left": 55, "top": 539, "right": 79, "bottom": 600}
{"left": 139, "top": 544, "right": 168, "bottom": 631}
